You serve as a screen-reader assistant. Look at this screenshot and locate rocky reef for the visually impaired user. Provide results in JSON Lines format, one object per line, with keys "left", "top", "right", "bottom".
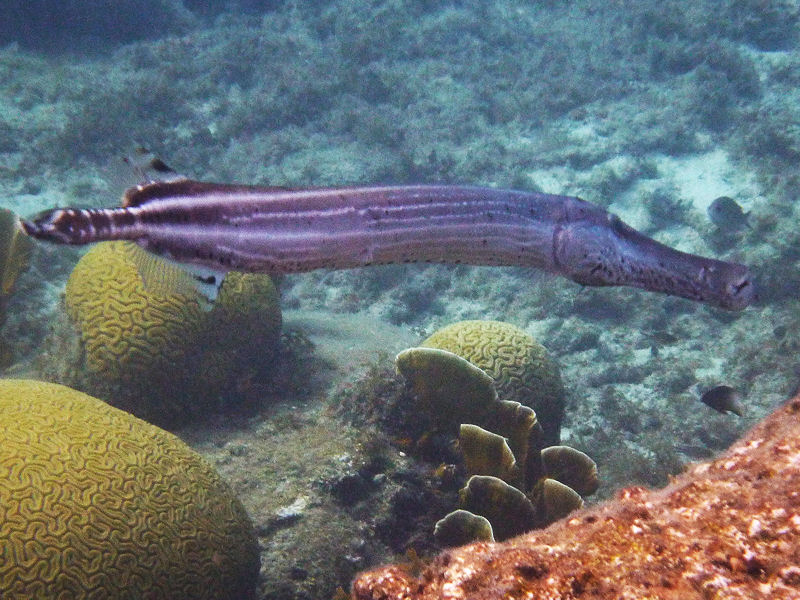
{"left": 352, "top": 394, "right": 800, "bottom": 599}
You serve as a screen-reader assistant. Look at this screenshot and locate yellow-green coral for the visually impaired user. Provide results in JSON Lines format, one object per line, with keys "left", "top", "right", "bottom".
{"left": 421, "top": 320, "right": 564, "bottom": 445}
{"left": 0, "top": 208, "right": 33, "bottom": 298}
{"left": 64, "top": 241, "right": 281, "bottom": 424}
{"left": 395, "top": 347, "right": 498, "bottom": 429}
{"left": 0, "top": 379, "right": 258, "bottom": 599}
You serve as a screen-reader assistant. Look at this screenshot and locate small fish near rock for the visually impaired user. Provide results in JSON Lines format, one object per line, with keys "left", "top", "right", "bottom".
{"left": 699, "top": 384, "right": 743, "bottom": 416}
{"left": 707, "top": 196, "right": 751, "bottom": 231}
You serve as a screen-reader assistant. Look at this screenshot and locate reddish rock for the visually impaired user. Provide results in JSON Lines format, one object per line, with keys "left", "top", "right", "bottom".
{"left": 352, "top": 397, "right": 800, "bottom": 599}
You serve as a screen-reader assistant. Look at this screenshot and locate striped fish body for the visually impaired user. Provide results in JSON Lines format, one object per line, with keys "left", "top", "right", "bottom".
{"left": 26, "top": 182, "right": 586, "bottom": 273}
{"left": 21, "top": 180, "right": 756, "bottom": 310}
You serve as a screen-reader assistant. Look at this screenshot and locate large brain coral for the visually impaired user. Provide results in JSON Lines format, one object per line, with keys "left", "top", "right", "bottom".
{"left": 64, "top": 241, "right": 281, "bottom": 425}
{"left": 421, "top": 320, "right": 565, "bottom": 445}
{"left": 0, "top": 379, "right": 259, "bottom": 599}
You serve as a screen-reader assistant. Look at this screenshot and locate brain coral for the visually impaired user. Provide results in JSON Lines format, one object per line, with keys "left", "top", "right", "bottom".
{"left": 0, "top": 379, "right": 258, "bottom": 599}
{"left": 421, "top": 320, "right": 564, "bottom": 445}
{"left": 64, "top": 241, "right": 281, "bottom": 425}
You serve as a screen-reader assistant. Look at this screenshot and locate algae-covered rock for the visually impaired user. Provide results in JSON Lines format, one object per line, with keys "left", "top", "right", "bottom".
{"left": 63, "top": 241, "right": 281, "bottom": 425}
{"left": 421, "top": 320, "right": 565, "bottom": 445}
{"left": 0, "top": 379, "right": 258, "bottom": 599}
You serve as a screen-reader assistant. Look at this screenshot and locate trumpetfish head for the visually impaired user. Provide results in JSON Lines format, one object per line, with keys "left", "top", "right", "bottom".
{"left": 555, "top": 213, "right": 756, "bottom": 311}
{"left": 21, "top": 206, "right": 140, "bottom": 245}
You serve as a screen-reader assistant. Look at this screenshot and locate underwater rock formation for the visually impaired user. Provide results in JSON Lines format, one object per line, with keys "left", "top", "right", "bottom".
{"left": 60, "top": 241, "right": 281, "bottom": 426}
{"left": 421, "top": 320, "right": 565, "bottom": 445}
{"left": 352, "top": 394, "right": 800, "bottom": 599}
{"left": 0, "top": 379, "right": 258, "bottom": 600}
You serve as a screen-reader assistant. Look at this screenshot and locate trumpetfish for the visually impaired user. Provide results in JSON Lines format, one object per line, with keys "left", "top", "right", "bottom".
{"left": 20, "top": 174, "right": 755, "bottom": 311}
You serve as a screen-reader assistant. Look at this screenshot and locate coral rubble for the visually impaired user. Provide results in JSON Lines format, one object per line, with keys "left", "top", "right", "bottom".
{"left": 352, "top": 395, "right": 800, "bottom": 599}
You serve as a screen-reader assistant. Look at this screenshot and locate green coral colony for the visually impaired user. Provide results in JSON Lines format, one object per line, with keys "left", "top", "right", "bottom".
{"left": 4, "top": 247, "right": 592, "bottom": 595}
{"left": 0, "top": 379, "right": 259, "bottom": 599}
{"left": 64, "top": 241, "right": 282, "bottom": 425}
{"left": 396, "top": 320, "right": 598, "bottom": 546}
{"left": 420, "top": 320, "right": 566, "bottom": 446}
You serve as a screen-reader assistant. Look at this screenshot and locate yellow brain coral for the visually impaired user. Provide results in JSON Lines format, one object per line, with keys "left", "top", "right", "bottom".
{"left": 421, "top": 320, "right": 565, "bottom": 445}
{"left": 64, "top": 241, "right": 281, "bottom": 424}
{"left": 0, "top": 379, "right": 259, "bottom": 599}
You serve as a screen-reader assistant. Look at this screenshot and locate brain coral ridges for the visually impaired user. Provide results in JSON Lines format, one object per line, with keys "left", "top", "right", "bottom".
{"left": 0, "top": 379, "right": 259, "bottom": 600}
{"left": 62, "top": 240, "right": 282, "bottom": 426}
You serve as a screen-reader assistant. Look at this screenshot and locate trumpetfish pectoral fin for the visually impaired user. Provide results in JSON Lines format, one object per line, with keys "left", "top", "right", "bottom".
{"left": 178, "top": 262, "right": 227, "bottom": 306}
{"left": 122, "top": 240, "right": 226, "bottom": 309}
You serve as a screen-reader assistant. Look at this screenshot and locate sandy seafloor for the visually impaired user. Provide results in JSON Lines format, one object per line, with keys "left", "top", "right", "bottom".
{"left": 3, "top": 1, "right": 800, "bottom": 597}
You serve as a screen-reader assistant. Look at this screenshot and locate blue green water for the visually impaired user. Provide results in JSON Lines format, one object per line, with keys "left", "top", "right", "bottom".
{"left": 1, "top": 1, "right": 799, "bottom": 598}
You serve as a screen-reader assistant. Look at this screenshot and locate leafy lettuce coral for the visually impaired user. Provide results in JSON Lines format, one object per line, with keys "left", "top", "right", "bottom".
{"left": 436, "top": 422, "right": 598, "bottom": 545}
{"left": 64, "top": 241, "right": 281, "bottom": 425}
{"left": 420, "top": 320, "right": 565, "bottom": 445}
{"left": 0, "top": 379, "right": 259, "bottom": 599}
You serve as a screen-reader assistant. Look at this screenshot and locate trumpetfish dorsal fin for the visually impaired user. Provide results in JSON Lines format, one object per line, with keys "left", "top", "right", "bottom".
{"left": 124, "top": 146, "right": 185, "bottom": 185}
{"left": 121, "top": 146, "right": 299, "bottom": 208}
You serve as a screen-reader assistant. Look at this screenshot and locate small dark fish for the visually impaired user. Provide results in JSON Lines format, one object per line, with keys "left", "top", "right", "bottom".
{"left": 707, "top": 196, "right": 751, "bottom": 231}
{"left": 699, "top": 385, "right": 743, "bottom": 416}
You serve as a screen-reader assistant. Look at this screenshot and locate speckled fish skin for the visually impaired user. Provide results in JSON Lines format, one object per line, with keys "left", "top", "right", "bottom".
{"left": 21, "top": 180, "right": 756, "bottom": 310}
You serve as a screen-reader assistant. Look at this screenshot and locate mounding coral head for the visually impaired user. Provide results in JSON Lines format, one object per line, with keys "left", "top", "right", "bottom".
{"left": 0, "top": 379, "right": 259, "bottom": 599}
{"left": 60, "top": 240, "right": 282, "bottom": 425}
{"left": 420, "top": 320, "right": 565, "bottom": 445}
